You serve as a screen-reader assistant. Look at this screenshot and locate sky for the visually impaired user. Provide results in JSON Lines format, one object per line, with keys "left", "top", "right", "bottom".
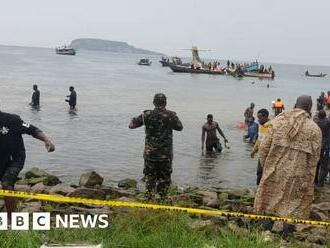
{"left": 0, "top": 0, "right": 329, "bottom": 66}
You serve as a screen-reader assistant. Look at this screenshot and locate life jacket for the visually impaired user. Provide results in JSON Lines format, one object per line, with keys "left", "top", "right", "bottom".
{"left": 274, "top": 101, "right": 284, "bottom": 108}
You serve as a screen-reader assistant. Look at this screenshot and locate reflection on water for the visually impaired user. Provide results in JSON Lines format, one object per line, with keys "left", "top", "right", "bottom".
{"left": 199, "top": 152, "right": 220, "bottom": 181}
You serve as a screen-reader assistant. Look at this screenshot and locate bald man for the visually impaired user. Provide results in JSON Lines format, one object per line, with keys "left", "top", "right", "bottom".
{"left": 254, "top": 95, "right": 321, "bottom": 235}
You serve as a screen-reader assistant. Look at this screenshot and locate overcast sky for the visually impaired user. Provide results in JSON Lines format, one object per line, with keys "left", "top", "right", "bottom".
{"left": 0, "top": 0, "right": 329, "bottom": 65}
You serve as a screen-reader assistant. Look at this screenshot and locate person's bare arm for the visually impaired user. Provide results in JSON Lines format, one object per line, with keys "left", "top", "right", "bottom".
{"left": 216, "top": 124, "right": 228, "bottom": 142}
{"left": 201, "top": 127, "right": 206, "bottom": 150}
{"left": 33, "top": 131, "right": 55, "bottom": 152}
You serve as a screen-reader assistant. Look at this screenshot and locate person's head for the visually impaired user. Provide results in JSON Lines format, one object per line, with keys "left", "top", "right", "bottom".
{"left": 33, "top": 84, "right": 38, "bottom": 90}
{"left": 321, "top": 92, "right": 325, "bottom": 97}
{"left": 153, "top": 93, "right": 167, "bottom": 108}
{"left": 318, "top": 109, "right": 326, "bottom": 119}
{"left": 257, "top": 109, "right": 269, "bottom": 125}
{"left": 294, "top": 95, "right": 312, "bottom": 115}
{"left": 250, "top": 102, "right": 255, "bottom": 109}
{"left": 207, "top": 114, "right": 213, "bottom": 123}
{"left": 276, "top": 98, "right": 281, "bottom": 102}
{"left": 69, "top": 86, "right": 74, "bottom": 92}
{"left": 328, "top": 91, "right": 330, "bottom": 96}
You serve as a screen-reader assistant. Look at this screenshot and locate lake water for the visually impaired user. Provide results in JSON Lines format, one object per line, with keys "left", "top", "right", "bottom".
{"left": 0, "top": 45, "right": 328, "bottom": 189}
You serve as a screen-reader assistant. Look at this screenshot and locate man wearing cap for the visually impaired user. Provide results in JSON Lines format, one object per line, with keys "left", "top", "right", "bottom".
{"left": 0, "top": 109, "right": 55, "bottom": 221}
{"left": 129, "top": 93, "right": 183, "bottom": 200}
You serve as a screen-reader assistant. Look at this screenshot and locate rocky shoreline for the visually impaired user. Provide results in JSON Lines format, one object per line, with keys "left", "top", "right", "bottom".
{"left": 2, "top": 167, "right": 330, "bottom": 247}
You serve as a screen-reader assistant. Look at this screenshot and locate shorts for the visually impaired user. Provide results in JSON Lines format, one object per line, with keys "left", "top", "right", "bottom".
{"left": 206, "top": 139, "right": 222, "bottom": 152}
{"left": 0, "top": 161, "right": 23, "bottom": 188}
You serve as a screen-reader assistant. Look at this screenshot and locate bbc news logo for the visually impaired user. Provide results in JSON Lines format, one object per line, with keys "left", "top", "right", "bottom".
{"left": 0, "top": 213, "right": 109, "bottom": 230}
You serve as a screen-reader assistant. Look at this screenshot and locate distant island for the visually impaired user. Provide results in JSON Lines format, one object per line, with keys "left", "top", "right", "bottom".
{"left": 70, "top": 38, "right": 163, "bottom": 55}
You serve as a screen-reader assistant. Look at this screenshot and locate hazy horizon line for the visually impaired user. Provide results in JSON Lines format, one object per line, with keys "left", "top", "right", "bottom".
{"left": 0, "top": 42, "right": 329, "bottom": 69}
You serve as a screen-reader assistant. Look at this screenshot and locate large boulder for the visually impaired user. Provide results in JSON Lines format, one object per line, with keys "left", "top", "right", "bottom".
{"left": 79, "top": 171, "right": 103, "bottom": 187}
{"left": 68, "top": 188, "right": 106, "bottom": 200}
{"left": 25, "top": 167, "right": 49, "bottom": 179}
{"left": 118, "top": 178, "right": 137, "bottom": 189}
{"left": 24, "top": 167, "right": 61, "bottom": 186}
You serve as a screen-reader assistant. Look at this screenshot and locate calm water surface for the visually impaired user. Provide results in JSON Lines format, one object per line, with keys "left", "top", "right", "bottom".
{"left": 0, "top": 45, "right": 328, "bottom": 189}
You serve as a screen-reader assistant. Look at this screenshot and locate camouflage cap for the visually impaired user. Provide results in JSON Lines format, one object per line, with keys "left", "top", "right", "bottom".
{"left": 153, "top": 93, "right": 167, "bottom": 103}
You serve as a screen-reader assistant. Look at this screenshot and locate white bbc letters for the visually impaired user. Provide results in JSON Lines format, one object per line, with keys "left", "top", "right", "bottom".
{"left": 0, "top": 213, "right": 8, "bottom": 230}
{"left": 12, "top": 212, "right": 29, "bottom": 230}
{"left": 33, "top": 213, "right": 50, "bottom": 230}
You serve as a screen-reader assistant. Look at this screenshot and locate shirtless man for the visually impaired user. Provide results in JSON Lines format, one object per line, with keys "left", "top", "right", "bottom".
{"left": 201, "top": 114, "right": 228, "bottom": 153}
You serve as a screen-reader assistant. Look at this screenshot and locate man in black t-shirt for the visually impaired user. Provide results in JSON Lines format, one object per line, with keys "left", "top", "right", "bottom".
{"left": 0, "top": 110, "right": 55, "bottom": 220}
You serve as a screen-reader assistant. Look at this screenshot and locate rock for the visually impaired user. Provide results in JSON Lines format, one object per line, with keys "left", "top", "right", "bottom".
{"left": 218, "top": 193, "right": 229, "bottom": 202}
{"left": 295, "top": 224, "right": 314, "bottom": 233}
{"left": 101, "top": 187, "right": 136, "bottom": 199}
{"left": 312, "top": 202, "right": 330, "bottom": 216}
{"left": 271, "top": 221, "right": 284, "bottom": 233}
{"left": 210, "top": 216, "right": 228, "bottom": 226}
{"left": 306, "top": 233, "right": 327, "bottom": 245}
{"left": 24, "top": 167, "right": 61, "bottom": 186}
{"left": 68, "top": 188, "right": 106, "bottom": 200}
{"left": 196, "top": 191, "right": 220, "bottom": 208}
{"left": 309, "top": 209, "right": 329, "bottom": 221}
{"left": 118, "top": 178, "right": 137, "bottom": 189}
{"left": 190, "top": 219, "right": 212, "bottom": 230}
{"left": 14, "top": 184, "right": 31, "bottom": 192}
{"left": 21, "top": 201, "right": 42, "bottom": 212}
{"left": 26, "top": 177, "right": 46, "bottom": 186}
{"left": 30, "top": 183, "right": 50, "bottom": 194}
{"left": 206, "top": 198, "right": 220, "bottom": 208}
{"left": 227, "top": 220, "right": 241, "bottom": 233}
{"left": 68, "top": 206, "right": 111, "bottom": 215}
{"left": 79, "top": 171, "right": 103, "bottom": 187}
{"left": 262, "top": 230, "right": 275, "bottom": 242}
{"left": 25, "top": 167, "right": 49, "bottom": 179}
{"left": 117, "top": 197, "right": 135, "bottom": 202}
{"left": 227, "top": 188, "right": 249, "bottom": 200}
{"left": 49, "top": 184, "right": 75, "bottom": 196}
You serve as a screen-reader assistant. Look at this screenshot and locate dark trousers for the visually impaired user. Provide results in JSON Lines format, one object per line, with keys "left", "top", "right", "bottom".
{"left": 143, "top": 159, "right": 172, "bottom": 198}
{"left": 257, "top": 160, "right": 263, "bottom": 185}
{"left": 315, "top": 148, "right": 329, "bottom": 186}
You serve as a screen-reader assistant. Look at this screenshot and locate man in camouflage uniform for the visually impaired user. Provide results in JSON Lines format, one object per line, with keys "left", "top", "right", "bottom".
{"left": 129, "top": 93, "right": 183, "bottom": 200}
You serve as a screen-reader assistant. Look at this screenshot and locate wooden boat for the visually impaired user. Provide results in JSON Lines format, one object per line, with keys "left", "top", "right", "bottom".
{"left": 168, "top": 64, "right": 226, "bottom": 75}
{"left": 243, "top": 71, "right": 275, "bottom": 79}
{"left": 138, "top": 58, "right": 152, "bottom": 66}
{"left": 305, "top": 71, "right": 326, "bottom": 78}
{"left": 56, "top": 46, "right": 76, "bottom": 55}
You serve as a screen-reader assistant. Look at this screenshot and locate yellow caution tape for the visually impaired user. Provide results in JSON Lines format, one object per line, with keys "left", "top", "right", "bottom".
{"left": 0, "top": 189, "right": 329, "bottom": 227}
